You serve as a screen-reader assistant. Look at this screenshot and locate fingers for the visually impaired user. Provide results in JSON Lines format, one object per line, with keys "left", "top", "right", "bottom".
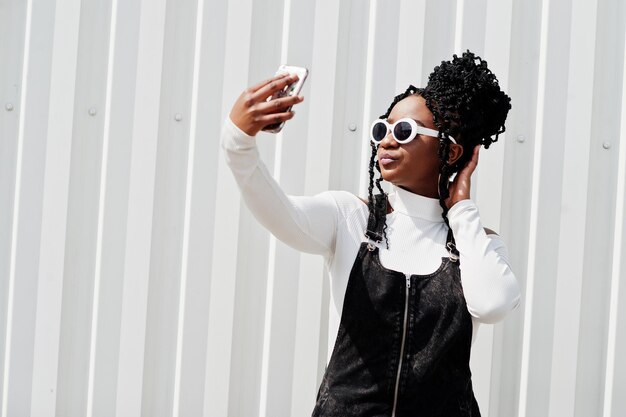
{"left": 254, "top": 94, "right": 304, "bottom": 115}
{"left": 247, "top": 72, "right": 290, "bottom": 94}
{"left": 251, "top": 74, "right": 299, "bottom": 102}
{"left": 255, "top": 110, "right": 296, "bottom": 126}
{"left": 446, "top": 146, "right": 480, "bottom": 208}
{"left": 466, "top": 145, "right": 480, "bottom": 164}
{"left": 450, "top": 146, "right": 479, "bottom": 190}
{"left": 465, "top": 145, "right": 480, "bottom": 173}
{"left": 457, "top": 145, "right": 480, "bottom": 179}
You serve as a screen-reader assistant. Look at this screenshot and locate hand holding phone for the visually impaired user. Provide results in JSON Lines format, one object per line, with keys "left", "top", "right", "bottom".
{"left": 262, "top": 65, "right": 309, "bottom": 133}
{"left": 229, "top": 67, "right": 307, "bottom": 136}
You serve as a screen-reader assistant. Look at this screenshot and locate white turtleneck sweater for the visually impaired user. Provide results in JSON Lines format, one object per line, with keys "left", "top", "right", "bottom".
{"left": 221, "top": 117, "right": 521, "bottom": 356}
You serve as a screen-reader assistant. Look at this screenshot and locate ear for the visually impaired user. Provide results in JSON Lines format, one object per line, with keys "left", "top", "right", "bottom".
{"left": 447, "top": 143, "right": 464, "bottom": 166}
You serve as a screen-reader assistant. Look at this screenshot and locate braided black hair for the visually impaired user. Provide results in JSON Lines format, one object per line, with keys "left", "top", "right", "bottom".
{"left": 367, "top": 50, "right": 511, "bottom": 249}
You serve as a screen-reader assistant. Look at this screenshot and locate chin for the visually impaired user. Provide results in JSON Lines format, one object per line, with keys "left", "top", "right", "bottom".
{"left": 379, "top": 171, "right": 397, "bottom": 185}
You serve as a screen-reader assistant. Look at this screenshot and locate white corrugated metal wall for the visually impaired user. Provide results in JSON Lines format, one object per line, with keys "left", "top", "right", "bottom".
{"left": 1, "top": 0, "right": 625, "bottom": 416}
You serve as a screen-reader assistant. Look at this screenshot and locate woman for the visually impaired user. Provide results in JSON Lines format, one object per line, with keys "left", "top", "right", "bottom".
{"left": 222, "top": 51, "right": 521, "bottom": 417}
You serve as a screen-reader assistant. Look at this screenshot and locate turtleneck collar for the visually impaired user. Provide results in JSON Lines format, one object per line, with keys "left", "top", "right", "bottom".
{"left": 387, "top": 184, "right": 444, "bottom": 222}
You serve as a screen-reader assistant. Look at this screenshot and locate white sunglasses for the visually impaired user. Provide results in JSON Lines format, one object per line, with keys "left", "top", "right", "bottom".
{"left": 369, "top": 118, "right": 456, "bottom": 145}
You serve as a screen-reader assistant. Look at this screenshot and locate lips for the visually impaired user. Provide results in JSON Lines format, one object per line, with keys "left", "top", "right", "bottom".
{"left": 378, "top": 152, "right": 399, "bottom": 166}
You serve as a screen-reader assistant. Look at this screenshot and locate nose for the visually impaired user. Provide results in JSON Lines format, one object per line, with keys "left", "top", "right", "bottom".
{"left": 379, "top": 129, "right": 398, "bottom": 148}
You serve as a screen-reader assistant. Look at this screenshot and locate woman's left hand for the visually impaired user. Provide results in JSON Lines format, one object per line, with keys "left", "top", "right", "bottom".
{"left": 446, "top": 145, "right": 480, "bottom": 209}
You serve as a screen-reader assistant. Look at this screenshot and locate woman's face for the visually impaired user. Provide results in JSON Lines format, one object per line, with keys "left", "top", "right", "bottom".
{"left": 377, "top": 94, "right": 452, "bottom": 197}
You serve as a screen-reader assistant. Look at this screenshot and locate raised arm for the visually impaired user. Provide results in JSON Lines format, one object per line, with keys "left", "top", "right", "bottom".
{"left": 221, "top": 75, "right": 339, "bottom": 256}
{"left": 448, "top": 201, "right": 521, "bottom": 323}
{"left": 446, "top": 145, "right": 521, "bottom": 323}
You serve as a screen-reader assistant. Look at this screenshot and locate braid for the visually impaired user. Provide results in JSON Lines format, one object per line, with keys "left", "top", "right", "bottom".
{"left": 366, "top": 142, "right": 379, "bottom": 239}
{"left": 374, "top": 177, "right": 388, "bottom": 248}
{"left": 367, "top": 142, "right": 376, "bottom": 209}
{"left": 437, "top": 140, "right": 452, "bottom": 226}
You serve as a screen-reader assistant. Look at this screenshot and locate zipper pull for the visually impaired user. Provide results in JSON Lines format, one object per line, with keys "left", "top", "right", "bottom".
{"left": 405, "top": 274, "right": 411, "bottom": 289}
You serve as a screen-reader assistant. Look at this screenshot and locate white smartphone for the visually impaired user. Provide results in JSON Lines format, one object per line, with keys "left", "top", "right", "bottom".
{"left": 262, "top": 65, "right": 309, "bottom": 133}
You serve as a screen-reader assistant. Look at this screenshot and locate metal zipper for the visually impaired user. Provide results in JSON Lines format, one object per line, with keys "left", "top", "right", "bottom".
{"left": 391, "top": 274, "right": 411, "bottom": 417}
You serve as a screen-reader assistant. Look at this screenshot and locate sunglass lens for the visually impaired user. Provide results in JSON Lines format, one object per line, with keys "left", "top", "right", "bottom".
{"left": 394, "top": 121, "right": 413, "bottom": 141}
{"left": 371, "top": 122, "right": 388, "bottom": 142}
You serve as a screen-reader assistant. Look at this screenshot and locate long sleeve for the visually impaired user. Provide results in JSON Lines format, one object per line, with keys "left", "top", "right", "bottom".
{"left": 221, "top": 117, "right": 340, "bottom": 257}
{"left": 448, "top": 200, "right": 521, "bottom": 324}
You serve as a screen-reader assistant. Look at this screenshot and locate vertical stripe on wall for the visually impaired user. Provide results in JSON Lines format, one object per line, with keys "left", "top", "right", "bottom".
{"left": 1, "top": 0, "right": 625, "bottom": 416}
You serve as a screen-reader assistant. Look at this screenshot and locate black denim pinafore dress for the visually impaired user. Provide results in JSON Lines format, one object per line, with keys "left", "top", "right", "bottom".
{"left": 312, "top": 196, "right": 480, "bottom": 417}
